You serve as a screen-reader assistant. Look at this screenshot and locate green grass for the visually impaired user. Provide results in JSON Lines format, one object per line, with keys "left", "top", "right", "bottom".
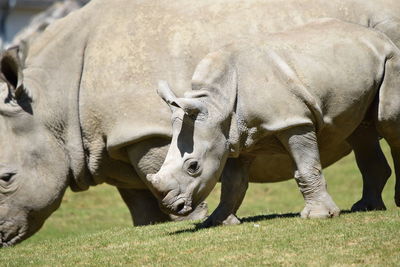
{"left": 1, "top": 142, "right": 399, "bottom": 266}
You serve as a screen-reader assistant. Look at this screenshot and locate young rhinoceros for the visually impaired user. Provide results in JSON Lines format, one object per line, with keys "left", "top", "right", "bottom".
{"left": 147, "top": 19, "right": 400, "bottom": 226}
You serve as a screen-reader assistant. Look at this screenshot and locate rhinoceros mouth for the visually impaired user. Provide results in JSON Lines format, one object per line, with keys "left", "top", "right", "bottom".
{"left": 0, "top": 222, "right": 28, "bottom": 248}
{"left": 162, "top": 196, "right": 193, "bottom": 216}
{"left": 0, "top": 229, "right": 25, "bottom": 247}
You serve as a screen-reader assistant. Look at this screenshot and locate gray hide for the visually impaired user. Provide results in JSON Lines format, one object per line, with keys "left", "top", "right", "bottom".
{"left": 0, "top": 0, "right": 399, "bottom": 246}
{"left": 152, "top": 19, "right": 400, "bottom": 226}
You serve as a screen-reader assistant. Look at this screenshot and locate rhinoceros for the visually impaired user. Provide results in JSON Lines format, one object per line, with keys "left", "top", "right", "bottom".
{"left": 150, "top": 19, "right": 400, "bottom": 226}
{"left": 1, "top": 0, "right": 400, "bottom": 247}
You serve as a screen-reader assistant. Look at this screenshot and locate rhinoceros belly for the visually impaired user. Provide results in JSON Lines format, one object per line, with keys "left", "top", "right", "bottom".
{"left": 248, "top": 140, "right": 352, "bottom": 183}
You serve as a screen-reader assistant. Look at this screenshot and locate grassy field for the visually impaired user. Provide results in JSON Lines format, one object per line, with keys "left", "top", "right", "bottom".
{"left": 1, "top": 142, "right": 399, "bottom": 266}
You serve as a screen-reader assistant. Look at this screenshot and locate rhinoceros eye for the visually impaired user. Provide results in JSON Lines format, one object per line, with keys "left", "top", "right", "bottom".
{"left": 0, "top": 172, "right": 15, "bottom": 183}
{"left": 184, "top": 159, "right": 201, "bottom": 176}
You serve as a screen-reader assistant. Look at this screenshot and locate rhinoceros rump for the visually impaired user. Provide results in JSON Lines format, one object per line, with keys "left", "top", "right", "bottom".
{"left": 151, "top": 19, "right": 400, "bottom": 226}
{"left": 0, "top": 0, "right": 400, "bottom": 246}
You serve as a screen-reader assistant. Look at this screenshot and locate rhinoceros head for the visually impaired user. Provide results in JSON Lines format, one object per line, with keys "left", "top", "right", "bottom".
{"left": 148, "top": 51, "right": 237, "bottom": 216}
{"left": 0, "top": 48, "right": 69, "bottom": 247}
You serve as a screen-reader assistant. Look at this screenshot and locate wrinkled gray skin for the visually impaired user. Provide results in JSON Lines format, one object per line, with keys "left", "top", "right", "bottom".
{"left": 151, "top": 19, "right": 400, "bottom": 226}
{"left": 1, "top": 0, "right": 400, "bottom": 247}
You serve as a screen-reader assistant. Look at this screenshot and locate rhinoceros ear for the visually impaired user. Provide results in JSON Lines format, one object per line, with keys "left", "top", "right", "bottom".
{"left": 157, "top": 80, "right": 208, "bottom": 117}
{"left": 157, "top": 80, "right": 182, "bottom": 111}
{"left": 0, "top": 47, "right": 24, "bottom": 99}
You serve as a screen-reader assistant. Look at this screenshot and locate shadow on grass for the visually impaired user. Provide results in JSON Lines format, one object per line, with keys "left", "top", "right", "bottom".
{"left": 242, "top": 209, "right": 356, "bottom": 223}
{"left": 240, "top": 212, "right": 299, "bottom": 223}
{"left": 169, "top": 212, "right": 299, "bottom": 235}
{"left": 169, "top": 209, "right": 357, "bottom": 235}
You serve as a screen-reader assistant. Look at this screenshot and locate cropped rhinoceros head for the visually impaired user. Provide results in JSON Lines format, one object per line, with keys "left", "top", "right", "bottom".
{"left": 0, "top": 48, "right": 70, "bottom": 247}
{"left": 148, "top": 52, "right": 237, "bottom": 216}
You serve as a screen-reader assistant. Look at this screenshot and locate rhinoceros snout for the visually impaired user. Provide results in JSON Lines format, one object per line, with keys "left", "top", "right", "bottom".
{"left": 169, "top": 198, "right": 193, "bottom": 215}
{"left": 0, "top": 220, "right": 30, "bottom": 247}
{"left": 161, "top": 190, "right": 193, "bottom": 216}
{"left": 147, "top": 173, "right": 183, "bottom": 198}
{"left": 146, "top": 173, "right": 171, "bottom": 199}
{"left": 147, "top": 173, "right": 194, "bottom": 215}
{"left": 0, "top": 228, "right": 20, "bottom": 247}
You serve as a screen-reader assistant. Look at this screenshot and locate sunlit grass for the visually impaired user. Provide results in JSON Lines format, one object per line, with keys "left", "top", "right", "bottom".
{"left": 1, "top": 142, "right": 399, "bottom": 266}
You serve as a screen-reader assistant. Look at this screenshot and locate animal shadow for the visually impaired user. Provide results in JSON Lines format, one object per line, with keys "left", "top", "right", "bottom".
{"left": 241, "top": 209, "right": 355, "bottom": 222}
{"left": 169, "top": 212, "right": 299, "bottom": 236}
{"left": 169, "top": 209, "right": 356, "bottom": 236}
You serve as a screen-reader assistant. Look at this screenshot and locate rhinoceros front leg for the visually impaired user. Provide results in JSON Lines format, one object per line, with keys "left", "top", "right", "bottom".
{"left": 201, "top": 157, "right": 249, "bottom": 227}
{"left": 277, "top": 126, "right": 340, "bottom": 218}
{"left": 347, "top": 124, "right": 391, "bottom": 211}
{"left": 117, "top": 187, "right": 171, "bottom": 226}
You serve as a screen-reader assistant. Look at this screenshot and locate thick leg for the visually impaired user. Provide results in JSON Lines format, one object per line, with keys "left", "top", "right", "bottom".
{"left": 117, "top": 187, "right": 170, "bottom": 226}
{"left": 376, "top": 130, "right": 400, "bottom": 207}
{"left": 347, "top": 125, "right": 391, "bottom": 211}
{"left": 392, "top": 151, "right": 400, "bottom": 207}
{"left": 201, "top": 157, "right": 249, "bottom": 227}
{"left": 277, "top": 126, "right": 340, "bottom": 218}
{"left": 375, "top": 55, "right": 400, "bottom": 207}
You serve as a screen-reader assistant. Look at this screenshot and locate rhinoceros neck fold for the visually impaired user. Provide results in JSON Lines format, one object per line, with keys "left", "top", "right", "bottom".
{"left": 23, "top": 10, "right": 94, "bottom": 192}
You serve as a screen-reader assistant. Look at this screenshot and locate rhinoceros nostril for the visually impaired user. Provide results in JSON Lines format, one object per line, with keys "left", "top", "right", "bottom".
{"left": 176, "top": 202, "right": 185, "bottom": 213}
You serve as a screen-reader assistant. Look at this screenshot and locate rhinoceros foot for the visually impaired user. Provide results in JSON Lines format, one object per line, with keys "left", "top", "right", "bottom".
{"left": 351, "top": 197, "right": 386, "bottom": 212}
{"left": 200, "top": 212, "right": 241, "bottom": 228}
{"left": 301, "top": 193, "right": 340, "bottom": 219}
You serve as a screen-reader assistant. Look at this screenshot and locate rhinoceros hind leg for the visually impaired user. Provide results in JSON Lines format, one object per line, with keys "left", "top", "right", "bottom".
{"left": 391, "top": 150, "right": 400, "bottom": 207}
{"left": 277, "top": 126, "right": 340, "bottom": 219}
{"left": 117, "top": 188, "right": 170, "bottom": 226}
{"left": 375, "top": 133, "right": 400, "bottom": 207}
{"left": 375, "top": 54, "right": 400, "bottom": 207}
{"left": 347, "top": 124, "right": 390, "bottom": 212}
{"left": 200, "top": 158, "right": 249, "bottom": 228}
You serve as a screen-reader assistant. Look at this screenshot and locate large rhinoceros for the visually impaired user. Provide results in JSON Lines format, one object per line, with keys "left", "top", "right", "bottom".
{"left": 0, "top": 0, "right": 399, "bottom": 247}
{"left": 150, "top": 18, "right": 400, "bottom": 226}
